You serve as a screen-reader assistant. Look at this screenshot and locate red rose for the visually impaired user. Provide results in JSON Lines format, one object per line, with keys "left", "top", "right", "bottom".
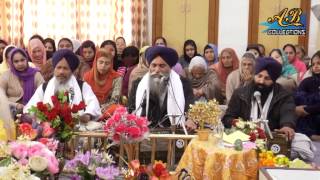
{"left": 113, "top": 134, "right": 120, "bottom": 141}
{"left": 37, "top": 102, "right": 48, "bottom": 112}
{"left": 153, "top": 163, "right": 166, "bottom": 177}
{"left": 112, "top": 114, "right": 121, "bottom": 122}
{"left": 51, "top": 96, "right": 59, "bottom": 106}
{"left": 249, "top": 132, "right": 257, "bottom": 142}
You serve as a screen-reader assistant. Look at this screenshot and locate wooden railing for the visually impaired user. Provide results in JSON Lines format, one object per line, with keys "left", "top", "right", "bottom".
{"left": 71, "top": 132, "right": 196, "bottom": 169}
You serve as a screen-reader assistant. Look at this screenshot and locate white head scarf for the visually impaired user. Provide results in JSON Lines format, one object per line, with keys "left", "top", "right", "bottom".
{"left": 188, "top": 56, "right": 208, "bottom": 72}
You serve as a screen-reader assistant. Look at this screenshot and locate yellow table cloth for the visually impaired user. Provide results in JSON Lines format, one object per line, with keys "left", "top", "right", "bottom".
{"left": 175, "top": 136, "right": 258, "bottom": 180}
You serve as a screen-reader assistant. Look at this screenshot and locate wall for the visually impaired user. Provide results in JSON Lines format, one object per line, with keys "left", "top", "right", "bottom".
{"left": 162, "top": 0, "right": 209, "bottom": 56}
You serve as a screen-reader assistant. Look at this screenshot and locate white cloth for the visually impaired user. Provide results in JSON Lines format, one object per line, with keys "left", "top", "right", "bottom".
{"left": 291, "top": 133, "right": 316, "bottom": 162}
{"left": 24, "top": 75, "right": 101, "bottom": 118}
{"left": 135, "top": 71, "right": 186, "bottom": 126}
{"left": 250, "top": 90, "right": 274, "bottom": 121}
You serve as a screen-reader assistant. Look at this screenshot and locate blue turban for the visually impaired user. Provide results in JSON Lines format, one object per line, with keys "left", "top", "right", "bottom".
{"left": 52, "top": 49, "right": 79, "bottom": 72}
{"left": 255, "top": 57, "right": 282, "bottom": 82}
{"left": 146, "top": 46, "right": 178, "bottom": 67}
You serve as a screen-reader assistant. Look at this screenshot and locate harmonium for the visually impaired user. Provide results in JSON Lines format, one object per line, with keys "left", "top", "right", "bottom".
{"left": 267, "top": 132, "right": 291, "bottom": 157}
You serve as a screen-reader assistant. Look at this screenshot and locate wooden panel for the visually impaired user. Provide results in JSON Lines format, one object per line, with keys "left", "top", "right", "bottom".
{"left": 208, "top": 0, "right": 219, "bottom": 45}
{"left": 152, "top": 0, "right": 163, "bottom": 43}
{"left": 248, "top": 0, "right": 260, "bottom": 44}
{"left": 298, "top": 0, "right": 311, "bottom": 52}
{"left": 162, "top": 0, "right": 186, "bottom": 54}
{"left": 186, "top": 0, "right": 209, "bottom": 52}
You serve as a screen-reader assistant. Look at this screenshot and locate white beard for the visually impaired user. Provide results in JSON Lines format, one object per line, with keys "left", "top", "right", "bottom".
{"left": 53, "top": 78, "right": 71, "bottom": 94}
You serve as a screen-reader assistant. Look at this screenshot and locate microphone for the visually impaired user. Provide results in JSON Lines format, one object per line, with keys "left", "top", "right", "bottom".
{"left": 253, "top": 91, "right": 263, "bottom": 117}
{"left": 253, "top": 91, "right": 273, "bottom": 139}
{"left": 132, "top": 90, "right": 147, "bottom": 115}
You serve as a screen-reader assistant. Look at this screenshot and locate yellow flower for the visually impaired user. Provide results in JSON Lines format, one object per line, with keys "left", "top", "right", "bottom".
{"left": 0, "top": 120, "right": 7, "bottom": 141}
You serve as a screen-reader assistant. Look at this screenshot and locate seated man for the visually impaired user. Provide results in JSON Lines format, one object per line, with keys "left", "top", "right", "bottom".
{"left": 24, "top": 49, "right": 101, "bottom": 123}
{"left": 222, "top": 57, "right": 297, "bottom": 140}
{"left": 128, "top": 46, "right": 194, "bottom": 128}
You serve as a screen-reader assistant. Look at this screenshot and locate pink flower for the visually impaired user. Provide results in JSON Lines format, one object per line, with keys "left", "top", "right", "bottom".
{"left": 127, "top": 114, "right": 137, "bottom": 121}
{"left": 39, "top": 138, "right": 58, "bottom": 153}
{"left": 135, "top": 118, "right": 148, "bottom": 127}
{"left": 18, "top": 158, "right": 29, "bottom": 166}
{"left": 28, "top": 143, "right": 46, "bottom": 157}
{"left": 115, "top": 124, "right": 126, "bottom": 133}
{"left": 126, "top": 126, "right": 142, "bottom": 139}
{"left": 114, "top": 106, "right": 127, "bottom": 114}
{"left": 9, "top": 142, "right": 28, "bottom": 159}
{"left": 112, "top": 114, "right": 121, "bottom": 122}
{"left": 42, "top": 126, "right": 55, "bottom": 137}
{"left": 47, "top": 155, "right": 59, "bottom": 174}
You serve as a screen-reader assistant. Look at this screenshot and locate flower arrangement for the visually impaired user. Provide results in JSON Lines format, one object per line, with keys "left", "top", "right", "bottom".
{"left": 103, "top": 106, "right": 149, "bottom": 143}
{"left": 123, "top": 160, "right": 171, "bottom": 180}
{"left": 187, "top": 99, "right": 221, "bottom": 129}
{"left": 0, "top": 136, "right": 59, "bottom": 178}
{"left": 231, "top": 118, "right": 267, "bottom": 150}
{"left": 25, "top": 90, "right": 86, "bottom": 142}
{"left": 63, "top": 149, "right": 119, "bottom": 180}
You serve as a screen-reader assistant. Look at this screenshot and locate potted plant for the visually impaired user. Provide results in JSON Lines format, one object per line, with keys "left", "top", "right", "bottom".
{"left": 187, "top": 100, "right": 221, "bottom": 141}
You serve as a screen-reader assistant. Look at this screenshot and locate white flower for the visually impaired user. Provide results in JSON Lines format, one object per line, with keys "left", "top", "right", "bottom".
{"left": 248, "top": 122, "right": 257, "bottom": 129}
{"left": 236, "top": 121, "right": 245, "bottom": 129}
{"left": 28, "top": 156, "right": 48, "bottom": 172}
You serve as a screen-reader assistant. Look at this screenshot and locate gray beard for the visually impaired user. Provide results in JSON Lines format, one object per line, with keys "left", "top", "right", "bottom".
{"left": 149, "top": 75, "right": 169, "bottom": 107}
{"left": 53, "top": 78, "right": 70, "bottom": 94}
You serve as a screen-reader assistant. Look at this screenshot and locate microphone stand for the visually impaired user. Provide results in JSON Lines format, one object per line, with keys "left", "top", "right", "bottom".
{"left": 255, "top": 98, "right": 273, "bottom": 139}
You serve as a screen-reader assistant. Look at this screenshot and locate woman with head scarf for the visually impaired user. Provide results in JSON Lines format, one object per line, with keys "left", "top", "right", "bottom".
{"left": 211, "top": 48, "right": 239, "bottom": 102}
{"left": 270, "top": 48, "right": 299, "bottom": 93}
{"left": 100, "top": 40, "right": 120, "bottom": 71}
{"left": 179, "top": 39, "right": 200, "bottom": 69}
{"left": 226, "top": 52, "right": 255, "bottom": 103}
{"left": 28, "top": 38, "right": 47, "bottom": 68}
{"left": 295, "top": 50, "right": 320, "bottom": 140}
{"left": 128, "top": 46, "right": 150, "bottom": 94}
{"left": 0, "top": 48, "right": 44, "bottom": 116}
{"left": 203, "top": 43, "right": 218, "bottom": 65}
{"left": 0, "top": 45, "right": 16, "bottom": 75}
{"left": 188, "top": 56, "right": 223, "bottom": 103}
{"left": 83, "top": 49, "right": 122, "bottom": 114}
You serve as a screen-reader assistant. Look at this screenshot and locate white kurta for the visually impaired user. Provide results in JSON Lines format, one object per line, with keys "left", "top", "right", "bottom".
{"left": 24, "top": 75, "right": 101, "bottom": 118}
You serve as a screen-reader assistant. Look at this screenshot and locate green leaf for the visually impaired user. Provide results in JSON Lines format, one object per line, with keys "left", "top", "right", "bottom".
{"left": 0, "top": 157, "right": 12, "bottom": 166}
{"left": 52, "top": 117, "right": 61, "bottom": 128}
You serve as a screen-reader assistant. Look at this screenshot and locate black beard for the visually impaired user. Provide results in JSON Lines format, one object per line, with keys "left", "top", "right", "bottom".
{"left": 254, "top": 83, "right": 273, "bottom": 95}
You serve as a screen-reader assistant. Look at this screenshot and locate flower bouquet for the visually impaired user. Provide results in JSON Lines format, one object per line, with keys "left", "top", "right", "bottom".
{"left": 187, "top": 99, "right": 221, "bottom": 141}
{"left": 103, "top": 106, "right": 149, "bottom": 161}
{"left": 0, "top": 136, "right": 59, "bottom": 179}
{"left": 231, "top": 118, "right": 267, "bottom": 150}
{"left": 25, "top": 90, "right": 86, "bottom": 142}
{"left": 123, "top": 160, "right": 171, "bottom": 180}
{"left": 63, "top": 149, "right": 119, "bottom": 180}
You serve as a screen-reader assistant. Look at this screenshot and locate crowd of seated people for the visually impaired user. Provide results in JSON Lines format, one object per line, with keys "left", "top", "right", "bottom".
{"left": 0, "top": 35, "right": 319, "bottom": 156}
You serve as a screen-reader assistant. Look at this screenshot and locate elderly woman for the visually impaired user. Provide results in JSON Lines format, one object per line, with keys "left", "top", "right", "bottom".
{"left": 270, "top": 49, "right": 299, "bottom": 93}
{"left": 0, "top": 48, "right": 44, "bottom": 115}
{"left": 226, "top": 52, "right": 255, "bottom": 103}
{"left": 211, "top": 48, "right": 239, "bottom": 102}
{"left": 188, "top": 56, "right": 223, "bottom": 103}
{"left": 295, "top": 50, "right": 320, "bottom": 140}
{"left": 28, "top": 38, "right": 47, "bottom": 68}
{"left": 83, "top": 49, "right": 122, "bottom": 114}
